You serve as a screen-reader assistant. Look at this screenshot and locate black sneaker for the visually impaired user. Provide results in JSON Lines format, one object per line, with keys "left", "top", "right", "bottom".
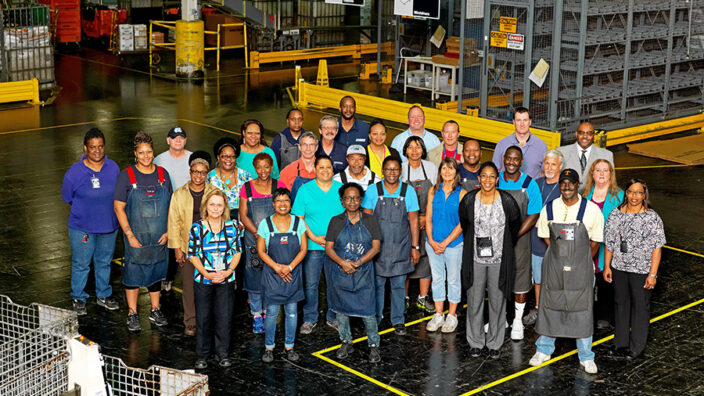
{"left": 489, "top": 349, "right": 501, "bottom": 359}
{"left": 286, "top": 349, "right": 300, "bottom": 362}
{"left": 72, "top": 299, "right": 87, "bottom": 316}
{"left": 217, "top": 356, "right": 232, "bottom": 368}
{"left": 394, "top": 324, "right": 407, "bottom": 336}
{"left": 194, "top": 359, "right": 208, "bottom": 369}
{"left": 336, "top": 342, "right": 354, "bottom": 359}
{"left": 469, "top": 347, "right": 482, "bottom": 357}
{"left": 262, "top": 349, "right": 274, "bottom": 363}
{"left": 126, "top": 313, "right": 141, "bottom": 332}
{"left": 149, "top": 308, "right": 168, "bottom": 327}
{"left": 369, "top": 345, "right": 381, "bottom": 363}
{"left": 96, "top": 296, "right": 119, "bottom": 311}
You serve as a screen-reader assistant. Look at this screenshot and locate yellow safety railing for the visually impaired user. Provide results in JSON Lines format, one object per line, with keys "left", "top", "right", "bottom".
{"left": 250, "top": 42, "right": 394, "bottom": 69}
{"left": 605, "top": 112, "right": 704, "bottom": 146}
{"left": 149, "top": 20, "right": 248, "bottom": 72}
{"left": 295, "top": 72, "right": 561, "bottom": 149}
{"left": 0, "top": 79, "right": 41, "bottom": 105}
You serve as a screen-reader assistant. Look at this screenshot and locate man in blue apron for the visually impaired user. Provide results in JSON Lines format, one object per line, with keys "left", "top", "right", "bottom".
{"left": 497, "top": 146, "right": 543, "bottom": 341}
{"left": 271, "top": 108, "right": 305, "bottom": 170}
{"left": 529, "top": 169, "right": 604, "bottom": 374}
{"left": 362, "top": 156, "right": 420, "bottom": 335}
{"left": 241, "top": 179, "right": 278, "bottom": 333}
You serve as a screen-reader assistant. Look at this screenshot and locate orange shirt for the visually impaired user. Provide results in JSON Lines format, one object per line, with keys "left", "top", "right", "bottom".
{"left": 280, "top": 158, "right": 316, "bottom": 189}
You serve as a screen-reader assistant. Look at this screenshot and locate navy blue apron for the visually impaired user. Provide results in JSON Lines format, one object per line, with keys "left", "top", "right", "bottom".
{"left": 290, "top": 162, "right": 314, "bottom": 203}
{"left": 325, "top": 213, "right": 377, "bottom": 317}
{"left": 123, "top": 166, "right": 170, "bottom": 287}
{"left": 242, "top": 180, "right": 278, "bottom": 293}
{"left": 373, "top": 182, "right": 414, "bottom": 277}
{"left": 261, "top": 216, "right": 305, "bottom": 305}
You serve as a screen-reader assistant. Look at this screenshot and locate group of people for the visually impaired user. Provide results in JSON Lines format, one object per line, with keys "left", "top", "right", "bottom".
{"left": 62, "top": 98, "right": 665, "bottom": 373}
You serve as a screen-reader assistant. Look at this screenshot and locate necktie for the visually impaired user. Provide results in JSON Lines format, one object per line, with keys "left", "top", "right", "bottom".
{"left": 580, "top": 150, "right": 587, "bottom": 173}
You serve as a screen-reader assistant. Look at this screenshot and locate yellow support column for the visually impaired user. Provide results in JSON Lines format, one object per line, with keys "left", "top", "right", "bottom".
{"left": 316, "top": 59, "right": 329, "bottom": 87}
{"left": 175, "top": 20, "right": 205, "bottom": 79}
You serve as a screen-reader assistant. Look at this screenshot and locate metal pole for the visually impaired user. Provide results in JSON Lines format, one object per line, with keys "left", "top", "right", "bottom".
{"left": 447, "top": 0, "right": 454, "bottom": 37}
{"left": 548, "top": 0, "right": 564, "bottom": 131}
{"left": 394, "top": 15, "right": 400, "bottom": 74}
{"left": 1, "top": 8, "right": 8, "bottom": 82}
{"left": 522, "top": 0, "right": 534, "bottom": 109}
{"left": 662, "top": 0, "right": 677, "bottom": 114}
{"left": 620, "top": 0, "right": 634, "bottom": 121}
{"left": 456, "top": 0, "right": 466, "bottom": 113}
{"left": 377, "top": 0, "right": 382, "bottom": 75}
{"left": 479, "top": 2, "right": 491, "bottom": 117}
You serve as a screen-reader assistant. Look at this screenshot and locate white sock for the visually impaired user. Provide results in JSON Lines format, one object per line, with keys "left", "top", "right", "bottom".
{"left": 515, "top": 302, "right": 526, "bottom": 321}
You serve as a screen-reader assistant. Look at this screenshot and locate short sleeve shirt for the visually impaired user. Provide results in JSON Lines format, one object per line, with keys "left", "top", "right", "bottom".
{"left": 187, "top": 220, "right": 241, "bottom": 284}
{"left": 154, "top": 150, "right": 192, "bottom": 190}
{"left": 206, "top": 168, "right": 252, "bottom": 210}
{"left": 361, "top": 181, "right": 420, "bottom": 213}
{"left": 336, "top": 118, "right": 370, "bottom": 147}
{"left": 279, "top": 159, "right": 316, "bottom": 190}
{"left": 114, "top": 166, "right": 173, "bottom": 202}
{"left": 236, "top": 147, "right": 280, "bottom": 180}
{"left": 402, "top": 160, "right": 438, "bottom": 185}
{"left": 537, "top": 198, "right": 605, "bottom": 243}
{"left": 326, "top": 212, "right": 382, "bottom": 244}
{"left": 62, "top": 156, "right": 120, "bottom": 233}
{"left": 239, "top": 180, "right": 287, "bottom": 199}
{"left": 257, "top": 214, "right": 308, "bottom": 246}
{"left": 497, "top": 172, "right": 543, "bottom": 215}
{"left": 604, "top": 210, "right": 666, "bottom": 274}
{"left": 291, "top": 180, "right": 345, "bottom": 250}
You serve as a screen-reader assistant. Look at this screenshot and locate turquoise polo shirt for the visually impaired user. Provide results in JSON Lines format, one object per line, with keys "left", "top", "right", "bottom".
{"left": 291, "top": 180, "right": 344, "bottom": 250}
{"left": 362, "top": 181, "right": 420, "bottom": 213}
{"left": 497, "top": 171, "right": 543, "bottom": 215}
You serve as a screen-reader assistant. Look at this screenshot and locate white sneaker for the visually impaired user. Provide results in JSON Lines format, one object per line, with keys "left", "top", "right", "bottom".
{"left": 441, "top": 314, "right": 458, "bottom": 333}
{"left": 426, "top": 313, "right": 445, "bottom": 332}
{"left": 580, "top": 360, "right": 598, "bottom": 374}
{"left": 529, "top": 352, "right": 551, "bottom": 366}
{"left": 511, "top": 318, "right": 524, "bottom": 340}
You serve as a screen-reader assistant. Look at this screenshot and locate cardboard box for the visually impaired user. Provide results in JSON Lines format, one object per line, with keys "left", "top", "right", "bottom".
{"left": 205, "top": 14, "right": 244, "bottom": 47}
{"left": 133, "top": 24, "right": 147, "bottom": 38}
{"left": 134, "top": 37, "right": 148, "bottom": 50}
{"left": 445, "top": 36, "right": 477, "bottom": 54}
{"left": 120, "top": 35, "right": 134, "bottom": 51}
{"left": 118, "top": 24, "right": 133, "bottom": 36}
{"left": 432, "top": 51, "right": 480, "bottom": 66}
{"left": 151, "top": 31, "right": 165, "bottom": 44}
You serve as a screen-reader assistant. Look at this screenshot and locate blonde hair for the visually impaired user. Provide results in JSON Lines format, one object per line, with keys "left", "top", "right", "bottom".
{"left": 200, "top": 190, "right": 231, "bottom": 222}
{"left": 582, "top": 159, "right": 619, "bottom": 198}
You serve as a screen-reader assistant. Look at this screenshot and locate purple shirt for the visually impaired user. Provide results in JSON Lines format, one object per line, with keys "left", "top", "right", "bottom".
{"left": 492, "top": 133, "right": 548, "bottom": 180}
{"left": 62, "top": 156, "right": 120, "bottom": 233}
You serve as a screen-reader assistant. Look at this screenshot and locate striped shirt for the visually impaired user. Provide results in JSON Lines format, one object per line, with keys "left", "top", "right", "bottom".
{"left": 187, "top": 219, "right": 241, "bottom": 284}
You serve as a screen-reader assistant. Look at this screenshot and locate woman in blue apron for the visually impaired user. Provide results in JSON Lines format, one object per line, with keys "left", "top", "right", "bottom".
{"left": 324, "top": 183, "right": 382, "bottom": 363}
{"left": 257, "top": 188, "right": 307, "bottom": 363}
{"left": 114, "top": 131, "right": 173, "bottom": 332}
{"left": 238, "top": 152, "right": 286, "bottom": 334}
{"left": 362, "top": 156, "right": 421, "bottom": 335}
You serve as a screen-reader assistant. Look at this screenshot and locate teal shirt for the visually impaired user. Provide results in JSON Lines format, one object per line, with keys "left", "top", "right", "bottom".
{"left": 257, "top": 214, "right": 308, "bottom": 246}
{"left": 291, "top": 180, "right": 344, "bottom": 250}
{"left": 236, "top": 147, "right": 280, "bottom": 180}
{"left": 585, "top": 187, "right": 624, "bottom": 270}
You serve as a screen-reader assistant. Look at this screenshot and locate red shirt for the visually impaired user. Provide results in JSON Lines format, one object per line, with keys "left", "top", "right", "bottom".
{"left": 442, "top": 145, "right": 462, "bottom": 161}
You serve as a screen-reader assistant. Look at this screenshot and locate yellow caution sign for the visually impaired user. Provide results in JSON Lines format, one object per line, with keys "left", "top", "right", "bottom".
{"left": 500, "top": 17, "right": 517, "bottom": 33}
{"left": 490, "top": 31, "right": 507, "bottom": 48}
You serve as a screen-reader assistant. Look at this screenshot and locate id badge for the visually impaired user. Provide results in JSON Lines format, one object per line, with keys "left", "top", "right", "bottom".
{"left": 212, "top": 251, "right": 225, "bottom": 271}
{"left": 620, "top": 239, "right": 628, "bottom": 253}
{"left": 476, "top": 236, "right": 494, "bottom": 258}
{"left": 561, "top": 227, "right": 575, "bottom": 241}
{"left": 91, "top": 176, "right": 101, "bottom": 189}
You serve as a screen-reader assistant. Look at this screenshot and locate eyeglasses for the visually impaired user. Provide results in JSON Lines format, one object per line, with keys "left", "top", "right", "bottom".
{"left": 479, "top": 174, "right": 498, "bottom": 179}
{"left": 220, "top": 155, "right": 236, "bottom": 160}
{"left": 577, "top": 130, "right": 595, "bottom": 136}
{"left": 626, "top": 190, "right": 645, "bottom": 196}
{"left": 382, "top": 168, "right": 401, "bottom": 173}
{"left": 190, "top": 170, "right": 208, "bottom": 176}
{"left": 342, "top": 196, "right": 362, "bottom": 202}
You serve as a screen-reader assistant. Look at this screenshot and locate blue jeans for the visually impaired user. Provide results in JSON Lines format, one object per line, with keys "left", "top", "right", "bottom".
{"left": 264, "top": 303, "right": 297, "bottom": 349}
{"left": 248, "top": 292, "right": 262, "bottom": 316}
{"left": 375, "top": 274, "right": 406, "bottom": 326}
{"left": 68, "top": 228, "right": 118, "bottom": 301}
{"left": 426, "top": 242, "right": 463, "bottom": 304}
{"left": 302, "top": 250, "right": 335, "bottom": 324}
{"left": 536, "top": 335, "right": 595, "bottom": 362}
{"left": 337, "top": 314, "right": 380, "bottom": 346}
{"left": 531, "top": 254, "right": 543, "bottom": 284}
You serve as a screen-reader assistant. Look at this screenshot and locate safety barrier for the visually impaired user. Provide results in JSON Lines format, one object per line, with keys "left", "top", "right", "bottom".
{"left": 295, "top": 69, "right": 562, "bottom": 149}
{"left": 250, "top": 42, "right": 393, "bottom": 69}
{"left": 605, "top": 112, "right": 704, "bottom": 147}
{"left": 0, "top": 79, "right": 41, "bottom": 105}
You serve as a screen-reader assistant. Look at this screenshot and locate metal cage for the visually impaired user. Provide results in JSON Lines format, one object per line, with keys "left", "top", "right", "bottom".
{"left": 102, "top": 355, "right": 210, "bottom": 396}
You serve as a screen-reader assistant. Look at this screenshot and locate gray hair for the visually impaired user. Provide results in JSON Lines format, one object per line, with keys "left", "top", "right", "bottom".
{"left": 299, "top": 131, "right": 319, "bottom": 144}
{"left": 544, "top": 149, "right": 564, "bottom": 168}
{"left": 189, "top": 158, "right": 210, "bottom": 169}
{"left": 319, "top": 115, "right": 339, "bottom": 130}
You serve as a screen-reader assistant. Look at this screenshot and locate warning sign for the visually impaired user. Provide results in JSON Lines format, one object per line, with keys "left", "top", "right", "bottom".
{"left": 490, "top": 31, "right": 507, "bottom": 48}
{"left": 500, "top": 17, "right": 517, "bottom": 33}
{"left": 507, "top": 33, "right": 524, "bottom": 50}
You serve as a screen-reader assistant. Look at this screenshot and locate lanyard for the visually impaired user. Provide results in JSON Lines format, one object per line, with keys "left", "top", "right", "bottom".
{"left": 540, "top": 179, "right": 558, "bottom": 201}
{"left": 443, "top": 146, "right": 461, "bottom": 161}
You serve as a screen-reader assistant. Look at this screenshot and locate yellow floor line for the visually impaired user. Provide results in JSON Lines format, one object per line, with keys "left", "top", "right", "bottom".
{"left": 312, "top": 351, "right": 411, "bottom": 396}
{"left": 459, "top": 297, "right": 704, "bottom": 395}
{"left": 0, "top": 117, "right": 136, "bottom": 135}
{"left": 615, "top": 164, "right": 691, "bottom": 170}
{"left": 663, "top": 245, "right": 704, "bottom": 259}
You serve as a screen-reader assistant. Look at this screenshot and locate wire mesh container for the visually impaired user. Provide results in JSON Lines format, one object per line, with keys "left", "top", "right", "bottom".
{"left": 0, "top": 295, "right": 79, "bottom": 396}
{"left": 103, "top": 355, "right": 210, "bottom": 396}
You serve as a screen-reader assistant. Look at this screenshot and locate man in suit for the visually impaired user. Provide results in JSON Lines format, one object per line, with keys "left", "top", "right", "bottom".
{"left": 557, "top": 122, "right": 614, "bottom": 188}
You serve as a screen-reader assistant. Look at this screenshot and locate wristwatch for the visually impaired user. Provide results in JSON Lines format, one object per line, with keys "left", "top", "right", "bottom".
{"left": 412, "top": 245, "right": 421, "bottom": 251}
{"left": 648, "top": 273, "right": 657, "bottom": 279}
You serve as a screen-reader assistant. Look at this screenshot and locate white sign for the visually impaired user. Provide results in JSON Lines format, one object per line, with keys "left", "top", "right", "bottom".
{"left": 507, "top": 33, "right": 524, "bottom": 50}
{"left": 326, "top": 0, "right": 365, "bottom": 5}
{"left": 394, "top": 0, "right": 440, "bottom": 19}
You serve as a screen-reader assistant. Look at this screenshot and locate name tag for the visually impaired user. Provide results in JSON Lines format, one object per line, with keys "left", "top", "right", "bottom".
{"left": 563, "top": 266, "right": 572, "bottom": 272}
{"left": 281, "top": 236, "right": 289, "bottom": 244}
{"left": 560, "top": 228, "right": 575, "bottom": 241}
{"left": 91, "top": 177, "right": 101, "bottom": 189}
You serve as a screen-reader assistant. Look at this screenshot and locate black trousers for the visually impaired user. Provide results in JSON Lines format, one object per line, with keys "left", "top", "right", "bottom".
{"left": 613, "top": 268, "right": 652, "bottom": 354}
{"left": 194, "top": 281, "right": 235, "bottom": 359}
{"left": 166, "top": 248, "right": 178, "bottom": 282}
{"left": 594, "top": 274, "right": 615, "bottom": 325}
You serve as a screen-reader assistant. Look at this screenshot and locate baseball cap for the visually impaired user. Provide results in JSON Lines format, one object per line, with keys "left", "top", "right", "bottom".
{"left": 168, "top": 127, "right": 187, "bottom": 138}
{"left": 559, "top": 168, "right": 579, "bottom": 184}
{"left": 346, "top": 145, "right": 366, "bottom": 157}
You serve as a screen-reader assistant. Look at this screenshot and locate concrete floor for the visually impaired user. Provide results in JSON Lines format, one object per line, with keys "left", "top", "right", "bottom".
{"left": 1, "top": 49, "right": 703, "bottom": 395}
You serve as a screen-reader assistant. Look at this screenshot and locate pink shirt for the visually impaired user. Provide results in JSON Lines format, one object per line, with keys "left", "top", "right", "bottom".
{"left": 239, "top": 180, "right": 287, "bottom": 199}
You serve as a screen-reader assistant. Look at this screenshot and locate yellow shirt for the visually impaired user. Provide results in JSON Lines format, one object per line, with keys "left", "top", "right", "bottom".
{"left": 368, "top": 145, "right": 392, "bottom": 177}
